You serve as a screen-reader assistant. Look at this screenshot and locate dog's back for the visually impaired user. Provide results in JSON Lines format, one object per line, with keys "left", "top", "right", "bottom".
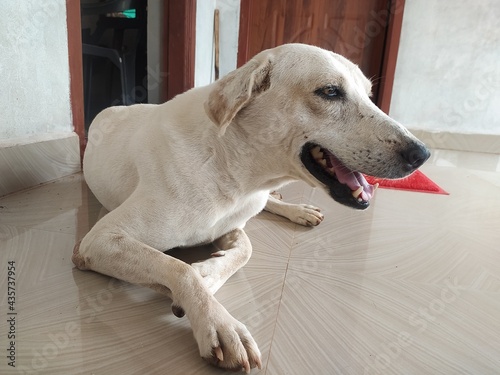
{"left": 83, "top": 84, "right": 222, "bottom": 212}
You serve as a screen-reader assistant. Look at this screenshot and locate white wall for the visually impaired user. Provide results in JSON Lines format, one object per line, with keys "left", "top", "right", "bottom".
{"left": 195, "top": 0, "right": 240, "bottom": 87}
{"left": 0, "top": 0, "right": 72, "bottom": 141}
{"left": 390, "top": 0, "right": 500, "bottom": 137}
{"left": 0, "top": 0, "right": 79, "bottom": 197}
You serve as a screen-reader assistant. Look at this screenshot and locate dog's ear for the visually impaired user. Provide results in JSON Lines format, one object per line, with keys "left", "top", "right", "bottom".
{"left": 205, "top": 56, "right": 272, "bottom": 135}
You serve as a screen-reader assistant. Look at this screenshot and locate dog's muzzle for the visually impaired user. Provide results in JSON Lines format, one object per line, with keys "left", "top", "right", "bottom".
{"left": 299, "top": 142, "right": 430, "bottom": 210}
{"left": 300, "top": 143, "right": 377, "bottom": 209}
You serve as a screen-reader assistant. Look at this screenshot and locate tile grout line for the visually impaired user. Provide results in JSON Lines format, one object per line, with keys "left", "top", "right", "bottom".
{"left": 263, "top": 230, "right": 294, "bottom": 374}
{"left": 263, "top": 187, "right": 303, "bottom": 374}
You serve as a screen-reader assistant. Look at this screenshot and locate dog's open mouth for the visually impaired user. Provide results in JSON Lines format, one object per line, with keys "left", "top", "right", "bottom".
{"left": 300, "top": 142, "right": 378, "bottom": 210}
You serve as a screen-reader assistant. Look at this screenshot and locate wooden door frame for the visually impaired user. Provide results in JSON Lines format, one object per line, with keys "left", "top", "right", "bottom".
{"left": 237, "top": 0, "right": 252, "bottom": 69}
{"left": 67, "top": 0, "right": 196, "bottom": 158}
{"left": 378, "top": 0, "right": 405, "bottom": 114}
{"left": 66, "top": 0, "right": 85, "bottom": 159}
{"left": 162, "top": 0, "right": 197, "bottom": 102}
{"left": 238, "top": 0, "right": 406, "bottom": 114}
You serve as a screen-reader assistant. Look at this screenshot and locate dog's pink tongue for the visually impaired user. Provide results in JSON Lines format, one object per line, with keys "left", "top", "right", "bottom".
{"left": 328, "top": 155, "right": 377, "bottom": 201}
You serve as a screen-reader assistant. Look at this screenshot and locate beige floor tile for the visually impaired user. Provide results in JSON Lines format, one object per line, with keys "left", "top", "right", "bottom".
{"left": 0, "top": 149, "right": 499, "bottom": 374}
{"left": 0, "top": 174, "right": 102, "bottom": 236}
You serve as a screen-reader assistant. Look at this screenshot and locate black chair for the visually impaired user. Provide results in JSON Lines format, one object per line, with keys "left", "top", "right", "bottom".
{"left": 81, "top": 0, "right": 142, "bottom": 123}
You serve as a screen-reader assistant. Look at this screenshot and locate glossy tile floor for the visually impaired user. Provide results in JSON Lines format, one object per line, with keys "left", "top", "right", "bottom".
{"left": 1, "top": 149, "right": 499, "bottom": 375}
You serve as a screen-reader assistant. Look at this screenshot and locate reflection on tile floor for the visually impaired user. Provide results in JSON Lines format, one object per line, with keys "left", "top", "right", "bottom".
{"left": 1, "top": 149, "right": 499, "bottom": 374}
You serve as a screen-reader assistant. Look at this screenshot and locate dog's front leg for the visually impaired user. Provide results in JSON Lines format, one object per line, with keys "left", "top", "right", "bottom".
{"left": 73, "top": 224, "right": 261, "bottom": 372}
{"left": 265, "top": 193, "right": 324, "bottom": 226}
{"left": 192, "top": 228, "right": 252, "bottom": 294}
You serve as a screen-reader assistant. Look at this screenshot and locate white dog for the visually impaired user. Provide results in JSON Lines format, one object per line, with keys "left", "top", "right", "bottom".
{"left": 73, "top": 43, "right": 429, "bottom": 372}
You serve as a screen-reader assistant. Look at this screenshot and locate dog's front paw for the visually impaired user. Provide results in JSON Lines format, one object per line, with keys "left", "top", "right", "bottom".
{"left": 191, "top": 301, "right": 262, "bottom": 373}
{"left": 289, "top": 204, "right": 324, "bottom": 226}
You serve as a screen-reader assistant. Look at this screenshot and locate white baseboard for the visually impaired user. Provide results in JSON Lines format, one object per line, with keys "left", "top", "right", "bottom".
{"left": 409, "top": 129, "right": 500, "bottom": 154}
{"left": 0, "top": 133, "right": 81, "bottom": 197}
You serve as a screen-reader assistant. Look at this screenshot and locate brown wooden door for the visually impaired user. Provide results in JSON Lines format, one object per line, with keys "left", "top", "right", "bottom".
{"left": 238, "top": 0, "right": 403, "bottom": 109}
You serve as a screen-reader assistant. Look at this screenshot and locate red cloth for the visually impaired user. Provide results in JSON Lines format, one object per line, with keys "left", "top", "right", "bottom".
{"left": 364, "top": 170, "right": 448, "bottom": 195}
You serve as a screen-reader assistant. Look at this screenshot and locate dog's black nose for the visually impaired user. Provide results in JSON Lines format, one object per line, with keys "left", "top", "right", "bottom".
{"left": 401, "top": 144, "right": 431, "bottom": 169}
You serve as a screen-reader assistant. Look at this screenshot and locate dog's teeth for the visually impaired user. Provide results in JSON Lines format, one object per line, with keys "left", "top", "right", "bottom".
{"left": 374, "top": 183, "right": 379, "bottom": 190}
{"left": 352, "top": 186, "right": 364, "bottom": 199}
{"left": 319, "top": 159, "right": 327, "bottom": 167}
{"left": 311, "top": 147, "right": 324, "bottom": 159}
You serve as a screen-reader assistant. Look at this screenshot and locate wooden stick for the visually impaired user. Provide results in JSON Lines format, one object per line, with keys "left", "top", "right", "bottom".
{"left": 214, "top": 8, "right": 220, "bottom": 81}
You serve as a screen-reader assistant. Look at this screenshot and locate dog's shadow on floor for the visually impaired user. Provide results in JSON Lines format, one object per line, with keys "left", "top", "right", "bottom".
{"left": 166, "top": 244, "right": 217, "bottom": 265}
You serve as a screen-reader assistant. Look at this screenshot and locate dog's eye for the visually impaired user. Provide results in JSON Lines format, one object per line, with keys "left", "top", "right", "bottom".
{"left": 315, "top": 85, "right": 343, "bottom": 100}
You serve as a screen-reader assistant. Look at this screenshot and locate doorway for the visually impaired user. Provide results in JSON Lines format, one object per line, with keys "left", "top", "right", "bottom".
{"left": 67, "top": 0, "right": 196, "bottom": 155}
{"left": 80, "top": 0, "right": 148, "bottom": 128}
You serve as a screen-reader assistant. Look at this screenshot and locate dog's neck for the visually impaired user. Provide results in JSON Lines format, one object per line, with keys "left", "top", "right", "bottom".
{"left": 217, "top": 119, "right": 300, "bottom": 194}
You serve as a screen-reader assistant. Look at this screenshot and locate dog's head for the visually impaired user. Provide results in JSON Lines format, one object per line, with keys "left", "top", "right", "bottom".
{"left": 205, "top": 43, "right": 430, "bottom": 210}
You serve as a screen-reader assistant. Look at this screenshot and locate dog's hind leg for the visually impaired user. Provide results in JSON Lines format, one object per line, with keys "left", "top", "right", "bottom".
{"left": 191, "top": 228, "right": 252, "bottom": 295}
{"left": 264, "top": 194, "right": 324, "bottom": 226}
